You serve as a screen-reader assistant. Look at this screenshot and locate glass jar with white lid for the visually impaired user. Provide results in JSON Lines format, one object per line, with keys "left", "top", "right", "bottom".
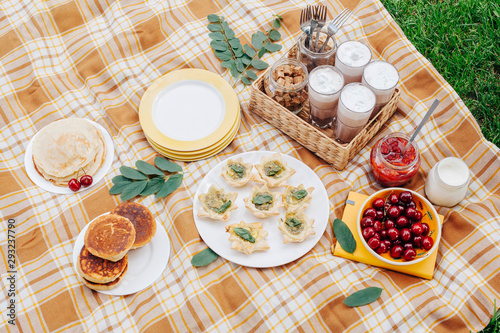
{"left": 424, "top": 157, "right": 470, "bottom": 207}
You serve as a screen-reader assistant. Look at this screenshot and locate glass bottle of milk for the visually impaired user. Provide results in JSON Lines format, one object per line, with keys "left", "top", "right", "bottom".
{"left": 424, "top": 157, "right": 470, "bottom": 207}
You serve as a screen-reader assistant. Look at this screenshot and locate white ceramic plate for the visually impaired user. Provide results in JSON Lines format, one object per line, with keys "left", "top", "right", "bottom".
{"left": 24, "top": 119, "right": 114, "bottom": 194}
{"left": 193, "top": 151, "right": 330, "bottom": 268}
{"left": 72, "top": 215, "right": 170, "bottom": 296}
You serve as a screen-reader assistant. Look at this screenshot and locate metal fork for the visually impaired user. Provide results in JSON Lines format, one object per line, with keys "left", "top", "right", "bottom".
{"left": 319, "top": 8, "right": 352, "bottom": 53}
{"left": 299, "top": 6, "right": 313, "bottom": 49}
{"left": 313, "top": 5, "right": 328, "bottom": 52}
{"left": 308, "top": 6, "right": 318, "bottom": 51}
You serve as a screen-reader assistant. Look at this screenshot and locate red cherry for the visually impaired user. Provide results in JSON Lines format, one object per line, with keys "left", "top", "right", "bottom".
{"left": 405, "top": 207, "right": 419, "bottom": 220}
{"left": 376, "top": 242, "right": 388, "bottom": 254}
{"left": 407, "top": 200, "right": 416, "bottom": 208}
{"left": 387, "top": 206, "right": 401, "bottom": 219}
{"left": 413, "top": 235, "right": 423, "bottom": 248}
{"left": 68, "top": 178, "right": 81, "bottom": 192}
{"left": 403, "top": 242, "right": 414, "bottom": 251}
{"left": 400, "top": 228, "right": 412, "bottom": 242}
{"left": 80, "top": 175, "right": 93, "bottom": 187}
{"left": 362, "top": 227, "right": 375, "bottom": 240}
{"left": 388, "top": 193, "right": 399, "bottom": 204}
{"left": 390, "top": 245, "right": 404, "bottom": 259}
{"left": 376, "top": 210, "right": 384, "bottom": 221}
{"left": 387, "top": 227, "right": 399, "bottom": 241}
{"left": 396, "top": 215, "right": 409, "bottom": 228}
{"left": 372, "top": 198, "right": 385, "bottom": 210}
{"left": 368, "top": 237, "right": 381, "bottom": 250}
{"left": 385, "top": 220, "right": 395, "bottom": 229}
{"left": 422, "top": 236, "right": 434, "bottom": 250}
{"left": 383, "top": 239, "right": 392, "bottom": 248}
{"left": 414, "top": 210, "right": 423, "bottom": 221}
{"left": 363, "top": 208, "right": 377, "bottom": 218}
{"left": 380, "top": 230, "right": 388, "bottom": 239}
{"left": 421, "top": 223, "right": 430, "bottom": 236}
{"left": 403, "top": 248, "right": 417, "bottom": 261}
{"left": 373, "top": 220, "right": 382, "bottom": 232}
{"left": 411, "top": 222, "right": 424, "bottom": 236}
{"left": 361, "top": 216, "right": 375, "bottom": 228}
{"left": 399, "top": 191, "right": 413, "bottom": 203}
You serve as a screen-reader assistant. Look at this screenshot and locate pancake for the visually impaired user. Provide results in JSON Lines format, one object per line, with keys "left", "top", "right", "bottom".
{"left": 76, "top": 246, "right": 128, "bottom": 283}
{"left": 82, "top": 263, "right": 128, "bottom": 291}
{"left": 84, "top": 214, "right": 136, "bottom": 261}
{"left": 32, "top": 118, "right": 106, "bottom": 186}
{"left": 110, "top": 203, "right": 156, "bottom": 249}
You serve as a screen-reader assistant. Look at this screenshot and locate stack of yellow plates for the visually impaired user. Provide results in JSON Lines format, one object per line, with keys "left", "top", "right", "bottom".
{"left": 139, "top": 69, "right": 240, "bottom": 161}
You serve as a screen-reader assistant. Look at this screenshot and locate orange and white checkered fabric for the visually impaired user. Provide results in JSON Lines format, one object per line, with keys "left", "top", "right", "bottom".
{"left": 0, "top": 0, "right": 499, "bottom": 332}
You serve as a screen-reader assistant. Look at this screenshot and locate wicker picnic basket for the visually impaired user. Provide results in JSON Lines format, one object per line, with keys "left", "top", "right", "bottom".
{"left": 249, "top": 45, "right": 400, "bottom": 170}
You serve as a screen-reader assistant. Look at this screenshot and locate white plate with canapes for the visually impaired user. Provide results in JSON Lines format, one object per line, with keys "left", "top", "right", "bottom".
{"left": 72, "top": 214, "right": 170, "bottom": 296}
{"left": 24, "top": 119, "right": 114, "bottom": 194}
{"left": 193, "top": 151, "right": 330, "bottom": 268}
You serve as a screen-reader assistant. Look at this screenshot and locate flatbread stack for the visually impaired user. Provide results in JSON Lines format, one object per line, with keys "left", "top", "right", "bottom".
{"left": 77, "top": 203, "right": 157, "bottom": 291}
{"left": 32, "top": 118, "right": 106, "bottom": 186}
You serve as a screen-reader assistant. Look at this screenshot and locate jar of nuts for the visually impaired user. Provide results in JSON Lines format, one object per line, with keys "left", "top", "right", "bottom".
{"left": 264, "top": 58, "right": 309, "bottom": 114}
{"left": 298, "top": 31, "right": 337, "bottom": 73}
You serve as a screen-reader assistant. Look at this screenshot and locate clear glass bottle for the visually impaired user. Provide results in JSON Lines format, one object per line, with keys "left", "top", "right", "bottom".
{"left": 370, "top": 132, "right": 421, "bottom": 187}
{"left": 264, "top": 58, "right": 309, "bottom": 114}
{"left": 424, "top": 157, "right": 470, "bottom": 207}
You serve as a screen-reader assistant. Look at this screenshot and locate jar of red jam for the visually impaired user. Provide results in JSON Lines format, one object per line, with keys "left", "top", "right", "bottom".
{"left": 370, "top": 132, "right": 421, "bottom": 187}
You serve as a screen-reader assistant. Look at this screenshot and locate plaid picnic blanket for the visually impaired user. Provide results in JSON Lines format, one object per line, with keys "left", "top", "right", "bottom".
{"left": 1, "top": 0, "right": 499, "bottom": 332}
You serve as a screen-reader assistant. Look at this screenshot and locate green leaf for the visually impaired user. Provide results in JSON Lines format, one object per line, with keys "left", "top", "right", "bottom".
{"left": 251, "top": 59, "right": 268, "bottom": 70}
{"left": 251, "top": 33, "right": 265, "bottom": 49}
{"left": 119, "top": 166, "right": 148, "bottom": 180}
{"left": 333, "top": 218, "right": 356, "bottom": 254}
{"left": 285, "top": 218, "right": 302, "bottom": 229}
{"left": 343, "top": 287, "right": 383, "bottom": 307}
{"left": 109, "top": 182, "right": 130, "bottom": 195}
{"left": 207, "top": 23, "right": 222, "bottom": 32}
{"left": 216, "top": 200, "right": 232, "bottom": 214}
{"left": 241, "top": 76, "right": 251, "bottom": 85}
{"left": 207, "top": 14, "right": 220, "bottom": 23}
{"left": 229, "top": 64, "right": 239, "bottom": 78}
{"left": 221, "top": 60, "right": 234, "bottom": 69}
{"left": 229, "top": 164, "right": 245, "bottom": 176}
{"left": 214, "top": 50, "right": 233, "bottom": 61}
{"left": 292, "top": 189, "right": 308, "bottom": 200}
{"left": 241, "top": 54, "right": 252, "bottom": 66}
{"left": 274, "top": 14, "right": 283, "bottom": 20}
{"left": 140, "top": 177, "right": 165, "bottom": 196}
{"left": 269, "top": 29, "right": 281, "bottom": 41}
{"left": 228, "top": 38, "right": 241, "bottom": 49}
{"left": 257, "top": 48, "right": 266, "bottom": 58}
{"left": 210, "top": 40, "right": 229, "bottom": 51}
{"left": 233, "top": 47, "right": 244, "bottom": 58}
{"left": 224, "top": 27, "right": 235, "bottom": 39}
{"left": 233, "top": 227, "right": 255, "bottom": 243}
{"left": 208, "top": 32, "right": 225, "bottom": 40}
{"left": 265, "top": 42, "right": 282, "bottom": 52}
{"left": 273, "top": 19, "right": 281, "bottom": 29}
{"left": 252, "top": 193, "right": 273, "bottom": 205}
{"left": 135, "top": 160, "right": 165, "bottom": 177}
{"left": 156, "top": 173, "right": 183, "bottom": 198}
{"left": 191, "top": 247, "right": 219, "bottom": 267}
{"left": 112, "top": 175, "right": 133, "bottom": 185}
{"left": 235, "top": 59, "right": 244, "bottom": 72}
{"left": 244, "top": 44, "right": 256, "bottom": 57}
{"left": 154, "top": 157, "right": 183, "bottom": 172}
{"left": 120, "top": 180, "right": 148, "bottom": 201}
{"left": 245, "top": 70, "right": 258, "bottom": 80}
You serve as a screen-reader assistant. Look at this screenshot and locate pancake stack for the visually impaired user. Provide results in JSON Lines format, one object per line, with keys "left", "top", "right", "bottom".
{"left": 32, "top": 118, "right": 106, "bottom": 186}
{"left": 77, "top": 203, "right": 156, "bottom": 291}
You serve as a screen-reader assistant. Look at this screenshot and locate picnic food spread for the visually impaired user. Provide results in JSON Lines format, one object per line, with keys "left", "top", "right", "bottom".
{"left": 5, "top": 1, "right": 498, "bottom": 332}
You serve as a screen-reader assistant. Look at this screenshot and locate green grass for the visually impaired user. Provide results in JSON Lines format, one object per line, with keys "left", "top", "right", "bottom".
{"left": 381, "top": 1, "right": 500, "bottom": 330}
{"left": 381, "top": 0, "right": 500, "bottom": 148}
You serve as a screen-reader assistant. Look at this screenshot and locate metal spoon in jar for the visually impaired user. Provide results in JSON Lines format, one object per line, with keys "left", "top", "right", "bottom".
{"left": 401, "top": 99, "right": 440, "bottom": 155}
